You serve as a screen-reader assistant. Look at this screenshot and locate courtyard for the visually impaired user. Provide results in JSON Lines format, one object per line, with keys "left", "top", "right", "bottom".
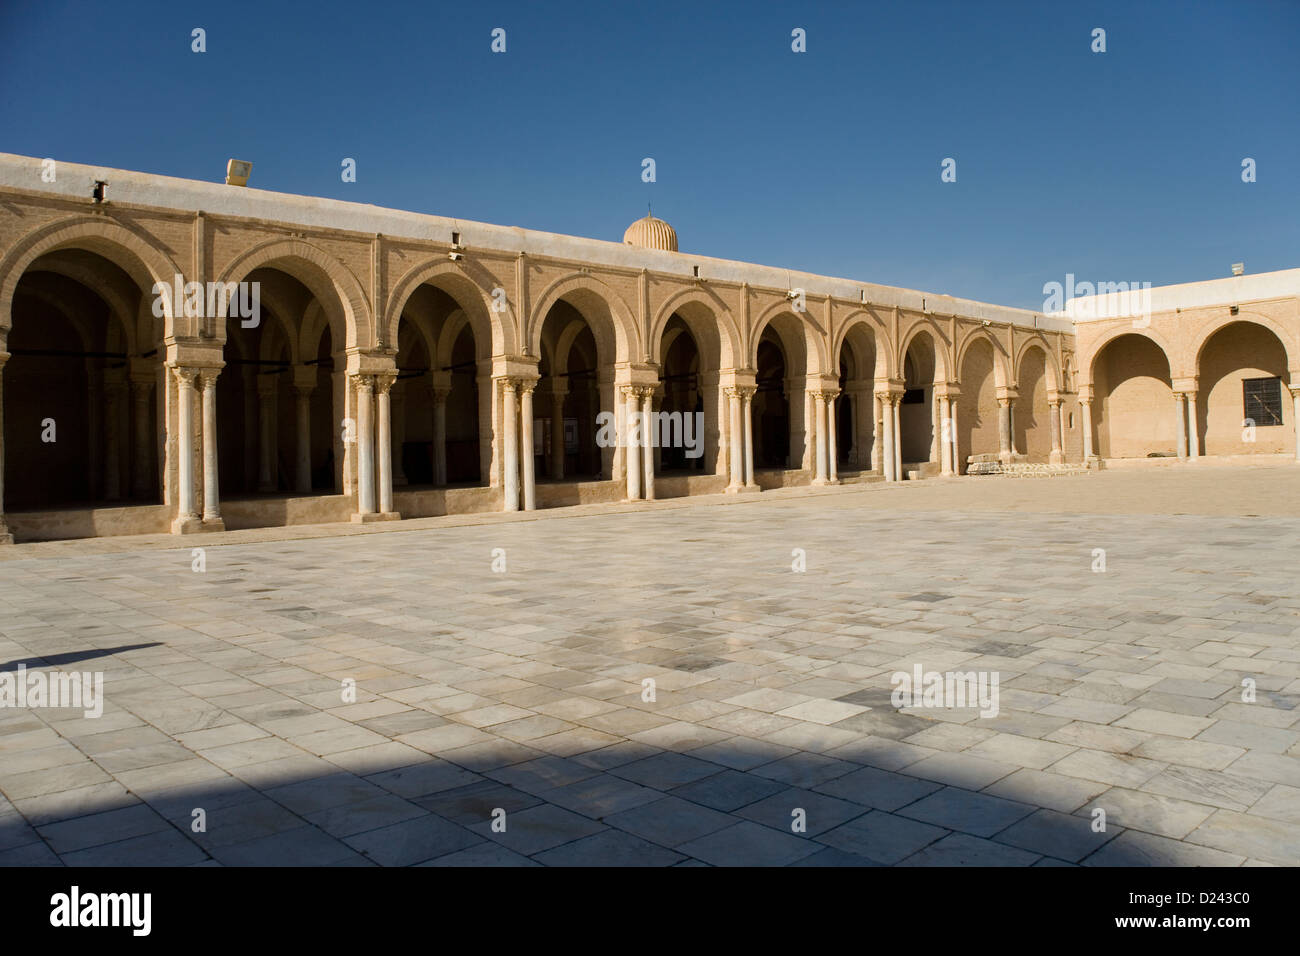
{"left": 1, "top": 466, "right": 1298, "bottom": 866}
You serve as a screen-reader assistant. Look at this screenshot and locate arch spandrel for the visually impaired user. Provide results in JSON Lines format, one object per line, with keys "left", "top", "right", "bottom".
{"left": 529, "top": 272, "right": 638, "bottom": 366}
{"left": 385, "top": 258, "right": 512, "bottom": 358}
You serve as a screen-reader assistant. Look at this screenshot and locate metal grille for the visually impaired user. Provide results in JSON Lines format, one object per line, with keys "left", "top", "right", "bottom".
{"left": 1243, "top": 377, "right": 1283, "bottom": 427}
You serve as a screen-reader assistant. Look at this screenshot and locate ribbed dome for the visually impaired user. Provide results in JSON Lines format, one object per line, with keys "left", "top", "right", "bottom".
{"left": 623, "top": 214, "right": 678, "bottom": 252}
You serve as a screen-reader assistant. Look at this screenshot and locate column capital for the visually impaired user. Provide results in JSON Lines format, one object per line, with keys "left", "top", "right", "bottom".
{"left": 374, "top": 371, "right": 397, "bottom": 394}
{"left": 351, "top": 372, "right": 375, "bottom": 394}
{"left": 197, "top": 367, "right": 221, "bottom": 389}
{"left": 171, "top": 366, "right": 199, "bottom": 389}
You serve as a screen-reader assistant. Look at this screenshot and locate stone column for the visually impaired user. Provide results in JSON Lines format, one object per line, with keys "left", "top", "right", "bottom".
{"left": 431, "top": 381, "right": 450, "bottom": 486}
{"left": 550, "top": 381, "right": 566, "bottom": 480}
{"left": 892, "top": 398, "right": 902, "bottom": 480}
{"left": 827, "top": 391, "right": 839, "bottom": 484}
{"left": 172, "top": 368, "right": 200, "bottom": 532}
{"left": 199, "top": 369, "right": 222, "bottom": 525}
{"left": 640, "top": 387, "right": 655, "bottom": 501}
{"left": 1292, "top": 386, "right": 1300, "bottom": 462}
{"left": 520, "top": 381, "right": 537, "bottom": 511}
{"left": 1174, "top": 393, "right": 1188, "bottom": 459}
{"left": 939, "top": 396, "right": 954, "bottom": 476}
{"left": 1080, "top": 399, "right": 1095, "bottom": 459}
{"left": 1057, "top": 402, "right": 1067, "bottom": 463}
{"left": 725, "top": 386, "right": 743, "bottom": 492}
{"left": 294, "top": 385, "right": 313, "bottom": 493}
{"left": 878, "top": 393, "right": 895, "bottom": 482}
{"left": 257, "top": 379, "right": 277, "bottom": 492}
{"left": 997, "top": 398, "right": 1013, "bottom": 462}
{"left": 130, "top": 378, "right": 153, "bottom": 499}
{"left": 812, "top": 392, "right": 828, "bottom": 484}
{"left": 354, "top": 375, "right": 376, "bottom": 515}
{"left": 624, "top": 386, "right": 642, "bottom": 500}
{"left": 929, "top": 390, "right": 941, "bottom": 465}
{"left": 872, "top": 394, "right": 882, "bottom": 472}
{"left": 0, "top": 353, "right": 10, "bottom": 544}
{"left": 742, "top": 386, "right": 757, "bottom": 489}
{"left": 375, "top": 373, "right": 395, "bottom": 515}
{"left": 502, "top": 379, "right": 520, "bottom": 511}
{"left": 1187, "top": 392, "right": 1200, "bottom": 458}
{"left": 950, "top": 399, "right": 961, "bottom": 475}
{"left": 1048, "top": 398, "right": 1064, "bottom": 465}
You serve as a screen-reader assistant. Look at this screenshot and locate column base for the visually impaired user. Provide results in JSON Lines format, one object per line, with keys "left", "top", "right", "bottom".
{"left": 0, "top": 529, "right": 12, "bottom": 545}
{"left": 743, "top": 482, "right": 761, "bottom": 492}
{"left": 202, "top": 517, "right": 226, "bottom": 532}
{"left": 171, "top": 514, "right": 204, "bottom": 534}
{"left": 1049, "top": 451, "right": 1064, "bottom": 466}
{"left": 351, "top": 511, "right": 401, "bottom": 523}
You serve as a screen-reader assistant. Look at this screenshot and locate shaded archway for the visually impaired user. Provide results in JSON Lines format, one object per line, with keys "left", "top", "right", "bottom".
{"left": 956, "top": 337, "right": 1000, "bottom": 473}
{"left": 658, "top": 316, "right": 705, "bottom": 473}
{"left": 837, "top": 321, "right": 879, "bottom": 471}
{"left": 899, "top": 330, "right": 942, "bottom": 469}
{"left": 1092, "top": 334, "right": 1175, "bottom": 458}
{"left": 537, "top": 300, "right": 607, "bottom": 480}
{"left": 752, "top": 312, "right": 810, "bottom": 471}
{"left": 1195, "top": 321, "right": 1293, "bottom": 456}
{"left": 3, "top": 250, "right": 160, "bottom": 511}
{"left": 392, "top": 283, "right": 487, "bottom": 489}
{"left": 1015, "top": 345, "right": 1051, "bottom": 462}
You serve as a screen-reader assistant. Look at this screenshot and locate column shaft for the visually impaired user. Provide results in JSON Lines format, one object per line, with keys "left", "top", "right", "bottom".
{"left": 892, "top": 399, "right": 902, "bottom": 480}
{"left": 1048, "top": 400, "right": 1063, "bottom": 465}
{"left": 880, "top": 395, "right": 895, "bottom": 482}
{"left": 743, "top": 390, "right": 755, "bottom": 487}
{"left": 295, "top": 388, "right": 313, "bottom": 493}
{"left": 376, "top": 378, "right": 393, "bottom": 514}
{"left": 356, "top": 377, "right": 376, "bottom": 514}
{"left": 1175, "top": 393, "right": 1188, "bottom": 459}
{"left": 1081, "top": 401, "right": 1095, "bottom": 459}
{"left": 827, "top": 394, "right": 838, "bottom": 483}
{"left": 0, "top": 359, "right": 10, "bottom": 543}
{"left": 940, "top": 397, "right": 953, "bottom": 475}
{"left": 502, "top": 381, "right": 520, "bottom": 511}
{"left": 521, "top": 384, "right": 537, "bottom": 510}
{"left": 641, "top": 390, "right": 655, "bottom": 500}
{"left": 1187, "top": 393, "right": 1200, "bottom": 458}
{"left": 201, "top": 371, "right": 221, "bottom": 522}
{"left": 174, "top": 369, "right": 199, "bottom": 527}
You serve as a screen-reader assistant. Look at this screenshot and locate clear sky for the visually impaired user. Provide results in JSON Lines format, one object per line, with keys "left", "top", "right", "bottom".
{"left": 1, "top": 0, "right": 1296, "bottom": 310}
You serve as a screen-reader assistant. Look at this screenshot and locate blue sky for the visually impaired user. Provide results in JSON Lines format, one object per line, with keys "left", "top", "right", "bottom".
{"left": 1, "top": 0, "right": 1296, "bottom": 309}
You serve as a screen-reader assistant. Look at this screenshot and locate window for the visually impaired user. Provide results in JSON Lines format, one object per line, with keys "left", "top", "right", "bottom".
{"left": 1243, "top": 377, "right": 1283, "bottom": 427}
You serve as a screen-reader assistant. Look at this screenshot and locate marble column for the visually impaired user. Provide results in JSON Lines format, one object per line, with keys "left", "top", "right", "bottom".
{"left": 892, "top": 398, "right": 902, "bottom": 480}
{"left": 257, "top": 379, "right": 277, "bottom": 492}
{"left": 998, "top": 398, "right": 1012, "bottom": 462}
{"left": 199, "top": 369, "right": 222, "bottom": 524}
{"left": 725, "top": 386, "right": 743, "bottom": 491}
{"left": 812, "top": 392, "right": 828, "bottom": 484}
{"left": 172, "top": 368, "right": 200, "bottom": 531}
{"left": 1057, "top": 402, "right": 1067, "bottom": 463}
{"left": 625, "top": 386, "right": 642, "bottom": 500}
{"left": 949, "top": 399, "right": 961, "bottom": 475}
{"left": 1292, "top": 387, "right": 1300, "bottom": 462}
{"left": 879, "top": 393, "right": 895, "bottom": 482}
{"left": 0, "top": 354, "right": 10, "bottom": 543}
{"left": 1081, "top": 400, "right": 1095, "bottom": 459}
{"left": 929, "top": 391, "right": 941, "bottom": 466}
{"left": 502, "top": 379, "right": 520, "bottom": 511}
{"left": 1048, "top": 399, "right": 1063, "bottom": 465}
{"left": 742, "top": 387, "right": 757, "bottom": 489}
{"left": 872, "top": 393, "right": 882, "bottom": 473}
{"left": 354, "top": 375, "right": 376, "bottom": 515}
{"left": 520, "top": 381, "right": 537, "bottom": 511}
{"left": 1187, "top": 392, "right": 1200, "bottom": 458}
{"left": 827, "top": 391, "right": 839, "bottom": 483}
{"left": 376, "top": 373, "right": 394, "bottom": 514}
{"left": 939, "top": 396, "right": 954, "bottom": 476}
{"left": 1174, "top": 393, "right": 1188, "bottom": 459}
{"left": 131, "top": 378, "right": 153, "bottom": 498}
{"left": 294, "top": 385, "right": 313, "bottom": 493}
{"left": 641, "top": 388, "right": 655, "bottom": 501}
{"left": 550, "top": 381, "right": 566, "bottom": 480}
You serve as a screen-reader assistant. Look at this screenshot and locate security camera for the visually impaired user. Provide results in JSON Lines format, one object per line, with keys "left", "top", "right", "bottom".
{"left": 448, "top": 251, "right": 463, "bottom": 261}
{"left": 981, "top": 320, "right": 991, "bottom": 327}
